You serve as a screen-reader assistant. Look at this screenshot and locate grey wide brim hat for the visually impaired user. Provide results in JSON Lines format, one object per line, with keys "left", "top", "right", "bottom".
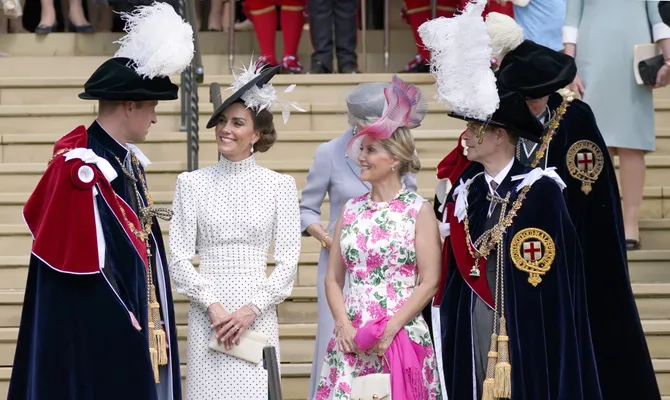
{"left": 345, "top": 82, "right": 394, "bottom": 126}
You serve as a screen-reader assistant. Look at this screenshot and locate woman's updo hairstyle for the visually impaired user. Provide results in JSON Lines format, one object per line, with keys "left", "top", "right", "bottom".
{"left": 234, "top": 99, "right": 277, "bottom": 153}
{"left": 381, "top": 127, "right": 421, "bottom": 175}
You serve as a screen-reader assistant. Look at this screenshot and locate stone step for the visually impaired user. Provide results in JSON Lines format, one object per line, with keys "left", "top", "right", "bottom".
{"left": 0, "top": 31, "right": 420, "bottom": 75}
{"left": 0, "top": 101, "right": 465, "bottom": 134}
{"left": 1, "top": 284, "right": 670, "bottom": 327}
{"left": 0, "top": 129, "right": 462, "bottom": 164}
{"left": 0, "top": 363, "right": 312, "bottom": 400}
{"left": 0, "top": 323, "right": 318, "bottom": 367}
{"left": 1, "top": 248, "right": 669, "bottom": 291}
{"left": 0, "top": 74, "right": 440, "bottom": 106}
{"left": 0, "top": 338, "right": 668, "bottom": 398}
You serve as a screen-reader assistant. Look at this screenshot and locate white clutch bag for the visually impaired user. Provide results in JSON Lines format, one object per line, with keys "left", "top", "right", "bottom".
{"left": 208, "top": 329, "right": 269, "bottom": 364}
{"left": 350, "top": 373, "right": 392, "bottom": 400}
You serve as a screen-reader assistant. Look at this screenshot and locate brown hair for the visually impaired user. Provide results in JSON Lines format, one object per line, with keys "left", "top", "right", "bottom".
{"left": 235, "top": 100, "right": 277, "bottom": 153}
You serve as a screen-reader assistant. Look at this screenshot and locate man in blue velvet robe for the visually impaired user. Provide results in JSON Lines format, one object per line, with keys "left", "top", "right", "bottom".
{"left": 496, "top": 39, "right": 661, "bottom": 400}
{"left": 440, "top": 87, "right": 603, "bottom": 399}
{"left": 8, "top": 4, "right": 191, "bottom": 399}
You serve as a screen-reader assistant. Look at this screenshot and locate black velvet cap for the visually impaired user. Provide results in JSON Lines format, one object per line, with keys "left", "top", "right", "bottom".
{"left": 206, "top": 65, "right": 281, "bottom": 129}
{"left": 496, "top": 40, "right": 577, "bottom": 99}
{"left": 448, "top": 88, "right": 545, "bottom": 143}
{"left": 78, "top": 57, "right": 179, "bottom": 101}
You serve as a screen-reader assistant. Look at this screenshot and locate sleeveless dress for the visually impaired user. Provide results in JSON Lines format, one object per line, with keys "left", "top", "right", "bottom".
{"left": 314, "top": 189, "right": 442, "bottom": 400}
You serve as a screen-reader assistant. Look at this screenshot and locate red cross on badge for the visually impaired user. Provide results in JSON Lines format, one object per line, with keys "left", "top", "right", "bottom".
{"left": 522, "top": 241, "right": 542, "bottom": 261}
{"left": 576, "top": 152, "right": 594, "bottom": 172}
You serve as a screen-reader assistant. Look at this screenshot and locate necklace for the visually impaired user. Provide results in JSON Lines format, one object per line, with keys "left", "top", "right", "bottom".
{"left": 462, "top": 180, "right": 531, "bottom": 277}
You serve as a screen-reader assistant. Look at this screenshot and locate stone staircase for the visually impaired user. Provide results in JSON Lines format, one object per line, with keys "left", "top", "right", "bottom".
{"left": 0, "top": 32, "right": 669, "bottom": 399}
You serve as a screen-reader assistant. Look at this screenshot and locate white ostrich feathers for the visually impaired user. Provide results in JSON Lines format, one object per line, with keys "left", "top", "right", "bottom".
{"left": 418, "top": 0, "right": 499, "bottom": 121}
{"left": 114, "top": 2, "right": 195, "bottom": 79}
{"left": 486, "top": 12, "right": 524, "bottom": 63}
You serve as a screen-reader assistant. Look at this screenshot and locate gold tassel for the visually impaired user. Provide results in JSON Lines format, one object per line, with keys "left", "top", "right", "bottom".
{"left": 149, "top": 348, "right": 160, "bottom": 383}
{"left": 481, "top": 333, "right": 498, "bottom": 400}
{"left": 494, "top": 317, "right": 511, "bottom": 398}
{"left": 155, "top": 329, "right": 169, "bottom": 365}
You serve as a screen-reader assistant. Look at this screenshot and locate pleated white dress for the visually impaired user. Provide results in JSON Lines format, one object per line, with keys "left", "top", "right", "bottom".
{"left": 168, "top": 155, "right": 301, "bottom": 400}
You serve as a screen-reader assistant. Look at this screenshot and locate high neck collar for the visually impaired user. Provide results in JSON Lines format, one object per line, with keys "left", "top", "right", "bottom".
{"left": 88, "top": 120, "right": 129, "bottom": 161}
{"left": 218, "top": 154, "right": 257, "bottom": 174}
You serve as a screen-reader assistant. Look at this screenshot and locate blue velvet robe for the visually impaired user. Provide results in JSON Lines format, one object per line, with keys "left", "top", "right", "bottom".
{"left": 440, "top": 159, "right": 603, "bottom": 400}
{"left": 521, "top": 94, "right": 660, "bottom": 399}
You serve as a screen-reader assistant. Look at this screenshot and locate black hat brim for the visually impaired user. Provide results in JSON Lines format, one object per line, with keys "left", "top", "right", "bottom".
{"left": 496, "top": 40, "right": 577, "bottom": 99}
{"left": 447, "top": 90, "right": 545, "bottom": 143}
{"left": 79, "top": 57, "right": 179, "bottom": 102}
{"left": 206, "top": 65, "right": 281, "bottom": 129}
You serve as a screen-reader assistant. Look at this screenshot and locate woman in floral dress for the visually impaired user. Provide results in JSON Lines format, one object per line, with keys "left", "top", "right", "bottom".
{"left": 314, "top": 76, "right": 443, "bottom": 400}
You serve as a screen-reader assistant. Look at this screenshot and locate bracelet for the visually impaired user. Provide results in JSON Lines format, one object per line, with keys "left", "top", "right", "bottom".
{"left": 319, "top": 234, "right": 332, "bottom": 248}
{"left": 247, "top": 303, "right": 261, "bottom": 316}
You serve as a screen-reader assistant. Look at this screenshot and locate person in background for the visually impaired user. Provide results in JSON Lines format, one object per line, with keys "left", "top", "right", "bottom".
{"left": 246, "top": 0, "right": 305, "bottom": 72}
{"left": 511, "top": 0, "right": 565, "bottom": 51}
{"left": 314, "top": 75, "right": 442, "bottom": 400}
{"left": 301, "top": 81, "right": 419, "bottom": 400}
{"left": 307, "top": 0, "right": 357, "bottom": 73}
{"left": 563, "top": 0, "right": 670, "bottom": 250}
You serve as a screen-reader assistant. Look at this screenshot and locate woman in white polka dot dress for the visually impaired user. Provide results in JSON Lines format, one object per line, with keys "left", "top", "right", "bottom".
{"left": 168, "top": 64, "right": 302, "bottom": 400}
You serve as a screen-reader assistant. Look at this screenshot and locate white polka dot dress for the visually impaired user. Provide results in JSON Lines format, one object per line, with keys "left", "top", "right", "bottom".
{"left": 168, "top": 155, "right": 301, "bottom": 400}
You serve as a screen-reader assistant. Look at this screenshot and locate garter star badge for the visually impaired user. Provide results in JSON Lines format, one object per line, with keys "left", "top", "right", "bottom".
{"left": 510, "top": 228, "right": 555, "bottom": 287}
{"left": 566, "top": 140, "right": 604, "bottom": 195}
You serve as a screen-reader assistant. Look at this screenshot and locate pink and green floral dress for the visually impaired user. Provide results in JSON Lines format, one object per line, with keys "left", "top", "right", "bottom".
{"left": 314, "top": 188, "right": 442, "bottom": 400}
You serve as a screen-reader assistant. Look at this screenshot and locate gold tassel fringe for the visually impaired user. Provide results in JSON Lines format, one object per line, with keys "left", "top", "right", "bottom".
{"left": 494, "top": 318, "right": 511, "bottom": 398}
{"left": 482, "top": 333, "right": 498, "bottom": 400}
{"left": 155, "top": 329, "right": 169, "bottom": 365}
{"left": 150, "top": 348, "right": 159, "bottom": 383}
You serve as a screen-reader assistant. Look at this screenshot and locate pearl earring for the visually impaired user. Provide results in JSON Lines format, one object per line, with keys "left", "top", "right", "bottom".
{"left": 391, "top": 165, "right": 395, "bottom": 172}
{"left": 250, "top": 143, "right": 254, "bottom": 154}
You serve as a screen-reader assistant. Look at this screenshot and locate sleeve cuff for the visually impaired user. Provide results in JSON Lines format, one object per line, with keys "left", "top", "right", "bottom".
{"left": 562, "top": 26, "right": 578, "bottom": 44}
{"left": 251, "top": 291, "right": 272, "bottom": 314}
{"left": 653, "top": 22, "right": 670, "bottom": 42}
{"left": 300, "top": 213, "right": 321, "bottom": 235}
{"left": 198, "top": 292, "right": 220, "bottom": 312}
{"left": 439, "top": 222, "right": 451, "bottom": 238}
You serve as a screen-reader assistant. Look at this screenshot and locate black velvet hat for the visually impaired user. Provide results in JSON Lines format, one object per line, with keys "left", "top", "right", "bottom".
{"left": 79, "top": 57, "right": 179, "bottom": 101}
{"left": 448, "top": 88, "right": 545, "bottom": 143}
{"left": 206, "top": 65, "right": 281, "bottom": 129}
{"left": 495, "top": 40, "right": 577, "bottom": 99}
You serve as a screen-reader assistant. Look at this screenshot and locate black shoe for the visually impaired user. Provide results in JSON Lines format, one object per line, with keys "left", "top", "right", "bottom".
{"left": 35, "top": 23, "right": 57, "bottom": 34}
{"left": 309, "top": 62, "right": 332, "bottom": 74}
{"left": 339, "top": 65, "right": 360, "bottom": 74}
{"left": 68, "top": 20, "right": 94, "bottom": 33}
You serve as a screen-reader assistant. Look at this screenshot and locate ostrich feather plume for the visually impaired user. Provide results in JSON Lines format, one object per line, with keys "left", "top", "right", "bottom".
{"left": 486, "top": 12, "right": 524, "bottom": 63}
{"left": 417, "top": 0, "right": 499, "bottom": 121}
{"left": 228, "top": 57, "right": 306, "bottom": 124}
{"left": 114, "top": 2, "right": 194, "bottom": 79}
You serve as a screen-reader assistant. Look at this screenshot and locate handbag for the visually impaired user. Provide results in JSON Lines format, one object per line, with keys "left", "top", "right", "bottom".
{"left": 350, "top": 356, "right": 392, "bottom": 400}
{"left": 208, "top": 328, "right": 269, "bottom": 364}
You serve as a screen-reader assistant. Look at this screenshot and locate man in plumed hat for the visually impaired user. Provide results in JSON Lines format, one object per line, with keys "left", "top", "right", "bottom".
{"left": 419, "top": 2, "right": 602, "bottom": 398}
{"left": 8, "top": 3, "right": 193, "bottom": 399}
{"left": 495, "top": 35, "right": 662, "bottom": 400}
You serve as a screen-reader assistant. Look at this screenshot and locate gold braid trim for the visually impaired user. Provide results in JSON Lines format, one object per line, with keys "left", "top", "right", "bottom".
{"left": 48, "top": 148, "right": 73, "bottom": 165}
{"left": 528, "top": 94, "right": 573, "bottom": 168}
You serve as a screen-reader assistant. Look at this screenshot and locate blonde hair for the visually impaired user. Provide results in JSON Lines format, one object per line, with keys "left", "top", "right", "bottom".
{"left": 380, "top": 127, "right": 421, "bottom": 175}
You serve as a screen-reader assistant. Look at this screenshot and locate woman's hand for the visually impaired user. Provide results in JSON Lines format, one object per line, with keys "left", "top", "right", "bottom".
{"left": 336, "top": 322, "right": 360, "bottom": 354}
{"left": 568, "top": 74, "right": 585, "bottom": 99}
{"left": 212, "top": 306, "right": 258, "bottom": 350}
{"left": 207, "top": 302, "right": 229, "bottom": 327}
{"left": 370, "top": 323, "right": 400, "bottom": 356}
{"left": 323, "top": 234, "right": 334, "bottom": 250}
{"left": 655, "top": 63, "right": 670, "bottom": 89}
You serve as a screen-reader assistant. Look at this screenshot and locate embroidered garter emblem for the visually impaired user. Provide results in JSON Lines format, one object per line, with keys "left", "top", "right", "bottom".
{"left": 510, "top": 228, "right": 555, "bottom": 287}
{"left": 566, "top": 140, "right": 604, "bottom": 195}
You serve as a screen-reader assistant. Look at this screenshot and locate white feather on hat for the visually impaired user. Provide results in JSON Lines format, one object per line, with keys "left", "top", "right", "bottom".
{"left": 486, "top": 12, "right": 525, "bottom": 64}
{"left": 114, "top": 2, "right": 195, "bottom": 79}
{"left": 418, "top": 0, "right": 499, "bottom": 121}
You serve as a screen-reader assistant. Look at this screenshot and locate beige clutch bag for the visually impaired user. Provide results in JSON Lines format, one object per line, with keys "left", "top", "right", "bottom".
{"left": 350, "top": 373, "right": 392, "bottom": 400}
{"left": 208, "top": 329, "right": 269, "bottom": 364}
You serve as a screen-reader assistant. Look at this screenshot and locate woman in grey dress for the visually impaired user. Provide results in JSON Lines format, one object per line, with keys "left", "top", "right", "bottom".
{"left": 300, "top": 82, "right": 419, "bottom": 399}
{"left": 563, "top": 0, "right": 670, "bottom": 249}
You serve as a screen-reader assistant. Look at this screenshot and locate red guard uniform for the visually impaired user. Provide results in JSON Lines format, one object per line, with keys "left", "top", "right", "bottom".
{"left": 245, "top": 0, "right": 306, "bottom": 72}
{"left": 402, "top": 0, "right": 514, "bottom": 72}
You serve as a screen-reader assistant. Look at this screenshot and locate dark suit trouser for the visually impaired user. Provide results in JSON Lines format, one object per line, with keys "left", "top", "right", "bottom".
{"left": 307, "top": 0, "right": 357, "bottom": 71}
